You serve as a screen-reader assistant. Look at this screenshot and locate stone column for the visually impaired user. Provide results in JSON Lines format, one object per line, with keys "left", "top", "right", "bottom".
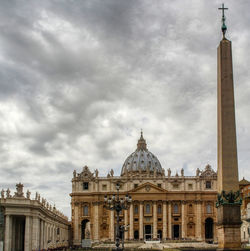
{"left": 162, "top": 201, "right": 167, "bottom": 240}
{"left": 74, "top": 204, "right": 79, "bottom": 244}
{"left": 139, "top": 202, "right": 143, "bottom": 240}
{"left": 196, "top": 201, "right": 202, "bottom": 240}
{"left": 40, "top": 220, "right": 44, "bottom": 249}
{"left": 168, "top": 202, "right": 172, "bottom": 239}
{"left": 24, "top": 216, "right": 31, "bottom": 251}
{"left": 153, "top": 202, "right": 157, "bottom": 239}
{"left": 181, "top": 202, "right": 186, "bottom": 239}
{"left": 93, "top": 202, "right": 99, "bottom": 241}
{"left": 44, "top": 222, "right": 47, "bottom": 250}
{"left": 110, "top": 210, "right": 114, "bottom": 241}
{"left": 4, "top": 215, "right": 12, "bottom": 251}
{"left": 129, "top": 203, "right": 134, "bottom": 240}
{"left": 124, "top": 209, "right": 128, "bottom": 240}
{"left": 32, "top": 216, "right": 40, "bottom": 250}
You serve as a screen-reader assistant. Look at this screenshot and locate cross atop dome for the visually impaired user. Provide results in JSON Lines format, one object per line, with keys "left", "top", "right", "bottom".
{"left": 137, "top": 130, "right": 147, "bottom": 150}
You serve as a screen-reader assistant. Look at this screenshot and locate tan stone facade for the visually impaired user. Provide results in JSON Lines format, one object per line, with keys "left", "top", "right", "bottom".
{"left": 70, "top": 138, "right": 218, "bottom": 246}
{"left": 0, "top": 183, "right": 70, "bottom": 251}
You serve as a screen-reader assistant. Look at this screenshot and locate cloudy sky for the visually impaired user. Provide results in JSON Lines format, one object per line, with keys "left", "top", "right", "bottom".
{"left": 0, "top": 0, "right": 250, "bottom": 217}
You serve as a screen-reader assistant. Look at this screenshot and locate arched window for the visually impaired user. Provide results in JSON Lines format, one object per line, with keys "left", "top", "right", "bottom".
{"left": 146, "top": 204, "right": 150, "bottom": 214}
{"left": 134, "top": 205, "right": 138, "bottom": 214}
{"left": 83, "top": 205, "right": 88, "bottom": 216}
{"left": 157, "top": 204, "right": 162, "bottom": 214}
{"left": 206, "top": 204, "right": 212, "bottom": 214}
{"left": 173, "top": 204, "right": 179, "bottom": 214}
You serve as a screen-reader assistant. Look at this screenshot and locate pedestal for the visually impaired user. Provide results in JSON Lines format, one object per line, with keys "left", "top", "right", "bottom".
{"left": 216, "top": 204, "right": 242, "bottom": 250}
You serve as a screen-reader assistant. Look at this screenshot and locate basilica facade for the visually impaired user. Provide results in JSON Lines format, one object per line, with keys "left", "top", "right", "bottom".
{"left": 70, "top": 133, "right": 218, "bottom": 246}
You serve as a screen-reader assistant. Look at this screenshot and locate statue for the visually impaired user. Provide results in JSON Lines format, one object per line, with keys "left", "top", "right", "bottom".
{"left": 73, "top": 170, "right": 76, "bottom": 178}
{"left": 167, "top": 168, "right": 171, "bottom": 177}
{"left": 110, "top": 169, "right": 114, "bottom": 177}
{"left": 181, "top": 168, "right": 184, "bottom": 176}
{"left": 14, "top": 183, "right": 24, "bottom": 197}
{"left": 1, "top": 189, "right": 4, "bottom": 198}
{"left": 162, "top": 169, "right": 165, "bottom": 176}
{"left": 38, "top": 194, "right": 40, "bottom": 202}
{"left": 6, "top": 188, "right": 11, "bottom": 198}
{"left": 26, "top": 190, "right": 31, "bottom": 199}
{"left": 35, "top": 192, "right": 38, "bottom": 200}
{"left": 196, "top": 168, "right": 200, "bottom": 177}
{"left": 95, "top": 169, "right": 99, "bottom": 178}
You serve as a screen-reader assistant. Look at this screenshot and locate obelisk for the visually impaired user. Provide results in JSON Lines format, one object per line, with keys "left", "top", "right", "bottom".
{"left": 216, "top": 4, "right": 242, "bottom": 250}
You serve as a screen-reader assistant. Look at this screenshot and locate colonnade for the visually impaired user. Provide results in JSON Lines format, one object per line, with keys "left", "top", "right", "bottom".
{"left": 4, "top": 215, "right": 69, "bottom": 251}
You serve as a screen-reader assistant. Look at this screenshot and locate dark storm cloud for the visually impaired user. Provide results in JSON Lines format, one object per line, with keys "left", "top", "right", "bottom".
{"left": 0, "top": 0, "right": 250, "bottom": 217}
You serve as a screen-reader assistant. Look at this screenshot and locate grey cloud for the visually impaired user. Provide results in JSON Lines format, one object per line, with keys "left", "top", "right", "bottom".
{"left": 0, "top": 0, "right": 250, "bottom": 217}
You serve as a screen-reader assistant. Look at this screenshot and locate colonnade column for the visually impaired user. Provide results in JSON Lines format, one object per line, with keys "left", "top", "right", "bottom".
{"left": 129, "top": 203, "right": 134, "bottom": 240}
{"left": 32, "top": 216, "right": 40, "bottom": 249}
{"left": 4, "top": 215, "right": 12, "bottom": 251}
{"left": 153, "top": 201, "right": 157, "bottom": 239}
{"left": 162, "top": 201, "right": 167, "bottom": 240}
{"left": 93, "top": 202, "right": 99, "bottom": 241}
{"left": 109, "top": 210, "right": 114, "bottom": 241}
{"left": 40, "top": 220, "right": 44, "bottom": 249}
{"left": 181, "top": 201, "right": 186, "bottom": 239}
{"left": 44, "top": 222, "right": 47, "bottom": 250}
{"left": 139, "top": 202, "right": 143, "bottom": 240}
{"left": 24, "top": 216, "right": 31, "bottom": 251}
{"left": 74, "top": 203, "right": 79, "bottom": 244}
{"left": 196, "top": 201, "right": 202, "bottom": 240}
{"left": 168, "top": 202, "right": 172, "bottom": 239}
{"left": 124, "top": 209, "right": 128, "bottom": 240}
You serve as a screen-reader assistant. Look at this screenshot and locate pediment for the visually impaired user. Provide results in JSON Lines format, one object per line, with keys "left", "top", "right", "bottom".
{"left": 129, "top": 182, "right": 167, "bottom": 193}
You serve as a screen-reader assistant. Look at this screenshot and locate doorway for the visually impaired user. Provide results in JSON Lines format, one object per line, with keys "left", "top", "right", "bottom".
{"left": 144, "top": 225, "right": 152, "bottom": 240}
{"left": 134, "top": 230, "right": 139, "bottom": 240}
{"left": 205, "top": 218, "right": 213, "bottom": 241}
{"left": 157, "top": 229, "right": 162, "bottom": 240}
{"left": 173, "top": 225, "right": 180, "bottom": 239}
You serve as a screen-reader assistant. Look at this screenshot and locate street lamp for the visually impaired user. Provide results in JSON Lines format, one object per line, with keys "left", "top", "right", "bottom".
{"left": 104, "top": 182, "right": 132, "bottom": 250}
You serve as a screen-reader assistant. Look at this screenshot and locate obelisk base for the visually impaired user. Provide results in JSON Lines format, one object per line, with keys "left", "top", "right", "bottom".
{"left": 216, "top": 204, "right": 242, "bottom": 250}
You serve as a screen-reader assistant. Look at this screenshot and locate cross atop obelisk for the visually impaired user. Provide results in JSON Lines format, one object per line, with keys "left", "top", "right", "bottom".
{"left": 218, "top": 3, "right": 228, "bottom": 38}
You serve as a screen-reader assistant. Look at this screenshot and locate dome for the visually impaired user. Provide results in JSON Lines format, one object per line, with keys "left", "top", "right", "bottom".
{"left": 121, "top": 132, "right": 163, "bottom": 176}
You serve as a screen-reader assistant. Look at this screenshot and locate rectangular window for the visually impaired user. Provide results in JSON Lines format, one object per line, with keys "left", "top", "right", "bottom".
{"left": 145, "top": 204, "right": 151, "bottom": 214}
{"left": 206, "top": 204, "right": 212, "bottom": 214}
{"left": 134, "top": 184, "right": 138, "bottom": 189}
{"left": 173, "top": 204, "right": 179, "bottom": 214}
{"left": 83, "top": 205, "right": 88, "bottom": 216}
{"left": 157, "top": 183, "right": 162, "bottom": 188}
{"left": 157, "top": 205, "right": 162, "bottom": 214}
{"left": 188, "top": 184, "right": 193, "bottom": 190}
{"left": 102, "top": 184, "right": 107, "bottom": 191}
{"left": 206, "top": 181, "right": 211, "bottom": 189}
{"left": 83, "top": 182, "right": 89, "bottom": 190}
{"left": 134, "top": 205, "right": 139, "bottom": 214}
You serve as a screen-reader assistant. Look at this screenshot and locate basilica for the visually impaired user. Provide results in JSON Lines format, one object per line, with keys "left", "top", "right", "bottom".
{"left": 71, "top": 132, "right": 218, "bottom": 245}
